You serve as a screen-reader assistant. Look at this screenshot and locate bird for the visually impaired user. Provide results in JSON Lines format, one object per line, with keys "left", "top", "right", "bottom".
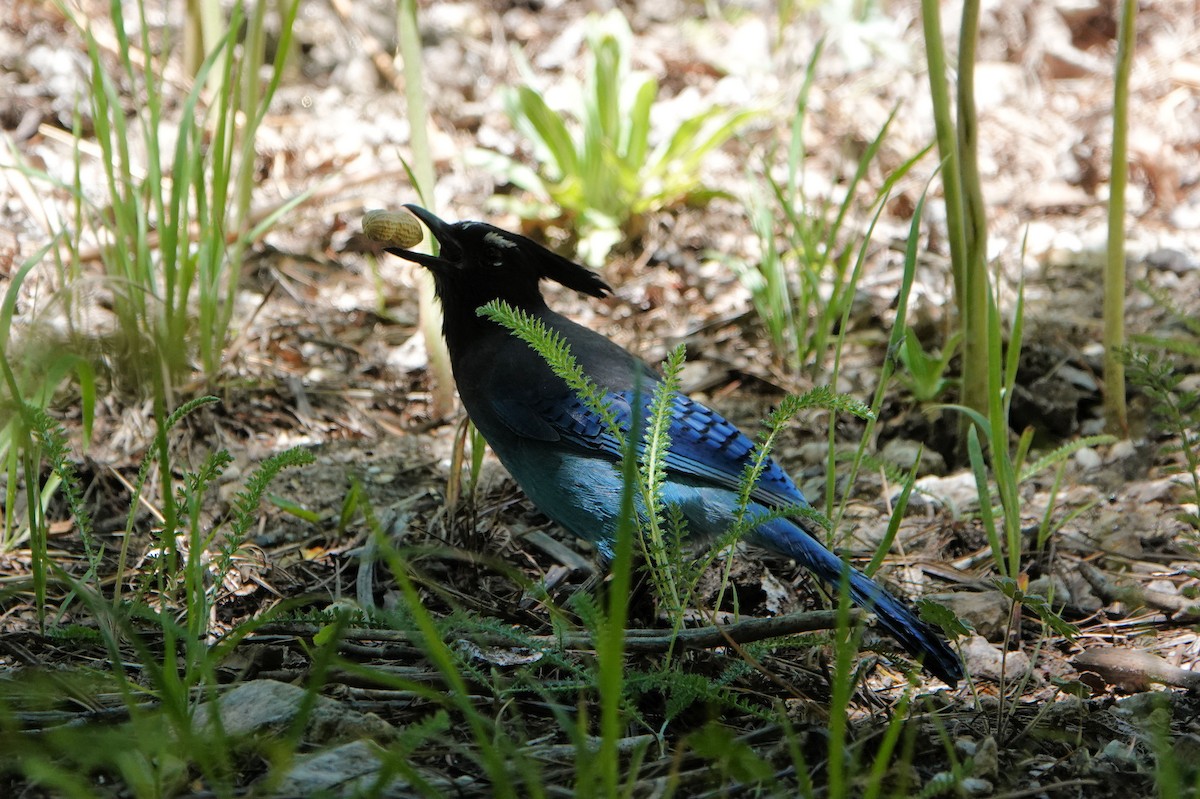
{"left": 381, "top": 204, "right": 962, "bottom": 686}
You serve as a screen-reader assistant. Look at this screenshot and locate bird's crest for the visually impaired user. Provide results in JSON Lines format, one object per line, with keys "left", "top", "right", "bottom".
{"left": 526, "top": 237, "right": 611, "bottom": 298}
{"left": 457, "top": 220, "right": 610, "bottom": 299}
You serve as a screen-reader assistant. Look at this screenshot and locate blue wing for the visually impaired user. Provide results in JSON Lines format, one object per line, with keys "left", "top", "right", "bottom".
{"left": 530, "top": 388, "right": 810, "bottom": 511}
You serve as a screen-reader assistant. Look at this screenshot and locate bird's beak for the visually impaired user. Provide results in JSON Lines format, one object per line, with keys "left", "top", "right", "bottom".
{"left": 384, "top": 204, "right": 463, "bottom": 270}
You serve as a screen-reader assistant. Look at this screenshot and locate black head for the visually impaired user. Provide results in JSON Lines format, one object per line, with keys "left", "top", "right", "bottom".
{"left": 385, "top": 206, "right": 611, "bottom": 316}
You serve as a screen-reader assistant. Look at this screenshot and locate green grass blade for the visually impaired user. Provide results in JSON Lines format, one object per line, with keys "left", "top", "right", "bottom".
{"left": 512, "top": 86, "right": 580, "bottom": 180}
{"left": 622, "top": 77, "right": 657, "bottom": 169}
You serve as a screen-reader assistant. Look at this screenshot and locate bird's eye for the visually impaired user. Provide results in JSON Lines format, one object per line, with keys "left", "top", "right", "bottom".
{"left": 482, "top": 231, "right": 518, "bottom": 267}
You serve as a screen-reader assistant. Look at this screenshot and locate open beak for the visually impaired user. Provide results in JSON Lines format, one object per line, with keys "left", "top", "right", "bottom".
{"left": 384, "top": 204, "right": 462, "bottom": 270}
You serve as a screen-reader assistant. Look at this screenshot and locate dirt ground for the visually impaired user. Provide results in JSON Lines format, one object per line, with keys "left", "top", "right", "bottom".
{"left": 2, "top": 0, "right": 1200, "bottom": 796}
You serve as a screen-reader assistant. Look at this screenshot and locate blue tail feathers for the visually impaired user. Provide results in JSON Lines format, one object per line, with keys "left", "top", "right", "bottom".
{"left": 751, "top": 518, "right": 962, "bottom": 686}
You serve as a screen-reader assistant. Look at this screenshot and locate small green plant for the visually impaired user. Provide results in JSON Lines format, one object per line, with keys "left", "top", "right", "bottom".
{"left": 472, "top": 9, "right": 757, "bottom": 266}
{"left": 1130, "top": 279, "right": 1200, "bottom": 360}
{"left": 143, "top": 419, "right": 315, "bottom": 657}
{"left": 930, "top": 260, "right": 1113, "bottom": 582}
{"left": 2, "top": 0, "right": 305, "bottom": 561}
{"left": 6, "top": 0, "right": 301, "bottom": 396}
{"left": 898, "top": 326, "right": 961, "bottom": 403}
{"left": 0, "top": 246, "right": 97, "bottom": 554}
{"left": 729, "top": 42, "right": 931, "bottom": 378}
{"left": 2, "top": 393, "right": 314, "bottom": 794}
{"left": 827, "top": 185, "right": 929, "bottom": 530}
{"left": 925, "top": 213, "right": 1021, "bottom": 580}
{"left": 1125, "top": 349, "right": 1200, "bottom": 532}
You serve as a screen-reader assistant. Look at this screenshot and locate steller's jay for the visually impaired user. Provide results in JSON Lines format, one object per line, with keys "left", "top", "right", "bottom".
{"left": 383, "top": 204, "right": 961, "bottom": 686}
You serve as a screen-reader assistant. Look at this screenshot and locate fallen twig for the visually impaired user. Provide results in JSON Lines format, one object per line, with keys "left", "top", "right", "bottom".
{"left": 1078, "top": 560, "right": 1200, "bottom": 620}
{"left": 254, "top": 608, "right": 854, "bottom": 655}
